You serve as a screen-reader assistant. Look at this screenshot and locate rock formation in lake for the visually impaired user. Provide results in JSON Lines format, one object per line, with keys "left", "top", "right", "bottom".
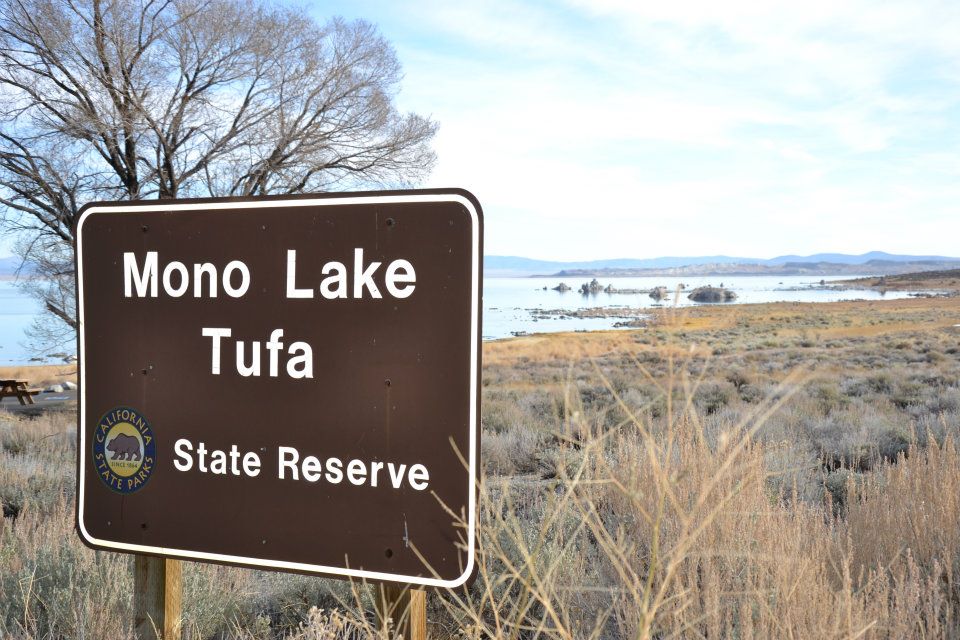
{"left": 580, "top": 279, "right": 604, "bottom": 294}
{"left": 688, "top": 286, "right": 737, "bottom": 303}
{"left": 650, "top": 286, "right": 669, "bottom": 300}
{"left": 577, "top": 279, "right": 649, "bottom": 295}
{"left": 552, "top": 282, "right": 571, "bottom": 292}
{"left": 604, "top": 284, "right": 645, "bottom": 294}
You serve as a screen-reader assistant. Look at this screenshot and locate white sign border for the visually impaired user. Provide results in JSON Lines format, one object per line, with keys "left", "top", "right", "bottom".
{"left": 76, "top": 191, "right": 480, "bottom": 588}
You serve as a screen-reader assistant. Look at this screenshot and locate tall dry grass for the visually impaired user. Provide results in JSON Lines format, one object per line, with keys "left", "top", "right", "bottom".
{"left": 429, "top": 346, "right": 960, "bottom": 639}
{"left": 0, "top": 365, "right": 76, "bottom": 388}
{"left": 2, "top": 302, "right": 960, "bottom": 638}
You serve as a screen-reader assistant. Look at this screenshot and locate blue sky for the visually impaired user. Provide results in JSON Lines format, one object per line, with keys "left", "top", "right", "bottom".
{"left": 311, "top": 0, "right": 960, "bottom": 260}
{"left": 3, "top": 0, "right": 959, "bottom": 261}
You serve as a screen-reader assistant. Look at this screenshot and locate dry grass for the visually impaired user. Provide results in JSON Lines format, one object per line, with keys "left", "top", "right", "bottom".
{"left": 2, "top": 297, "right": 960, "bottom": 638}
{"left": 484, "top": 296, "right": 960, "bottom": 367}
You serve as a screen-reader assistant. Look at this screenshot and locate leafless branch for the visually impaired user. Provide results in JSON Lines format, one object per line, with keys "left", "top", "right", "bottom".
{"left": 0, "top": 0, "right": 436, "bottom": 348}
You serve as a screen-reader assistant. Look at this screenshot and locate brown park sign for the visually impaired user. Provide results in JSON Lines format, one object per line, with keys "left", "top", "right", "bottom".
{"left": 75, "top": 189, "right": 482, "bottom": 587}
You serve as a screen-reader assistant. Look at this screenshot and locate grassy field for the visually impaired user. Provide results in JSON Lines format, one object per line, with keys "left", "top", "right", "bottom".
{"left": 2, "top": 295, "right": 960, "bottom": 638}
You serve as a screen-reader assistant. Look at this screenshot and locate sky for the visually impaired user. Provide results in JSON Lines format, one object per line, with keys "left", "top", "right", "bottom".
{"left": 309, "top": 0, "right": 960, "bottom": 261}
{"left": 2, "top": 0, "right": 959, "bottom": 261}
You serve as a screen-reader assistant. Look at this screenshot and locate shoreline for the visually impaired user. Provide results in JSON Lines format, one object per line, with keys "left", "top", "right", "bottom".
{"left": 4, "top": 297, "right": 958, "bottom": 367}
{"left": 828, "top": 269, "right": 960, "bottom": 292}
{"left": 486, "top": 295, "right": 960, "bottom": 346}
{"left": 484, "top": 295, "right": 960, "bottom": 364}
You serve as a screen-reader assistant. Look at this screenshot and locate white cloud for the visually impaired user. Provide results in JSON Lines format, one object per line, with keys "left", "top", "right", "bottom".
{"left": 352, "top": 0, "right": 960, "bottom": 259}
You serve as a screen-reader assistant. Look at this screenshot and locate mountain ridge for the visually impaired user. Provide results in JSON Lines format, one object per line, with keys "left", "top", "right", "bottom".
{"left": 485, "top": 252, "right": 960, "bottom": 276}
{"left": 4, "top": 252, "right": 959, "bottom": 276}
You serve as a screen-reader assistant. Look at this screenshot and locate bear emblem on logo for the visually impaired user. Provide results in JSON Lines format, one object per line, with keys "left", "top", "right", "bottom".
{"left": 107, "top": 433, "right": 141, "bottom": 461}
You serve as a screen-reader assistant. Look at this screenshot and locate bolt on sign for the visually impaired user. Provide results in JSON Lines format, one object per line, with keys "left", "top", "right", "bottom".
{"left": 75, "top": 190, "right": 482, "bottom": 587}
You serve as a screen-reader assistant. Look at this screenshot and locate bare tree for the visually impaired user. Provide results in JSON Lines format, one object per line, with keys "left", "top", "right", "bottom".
{"left": 0, "top": 0, "right": 437, "bottom": 352}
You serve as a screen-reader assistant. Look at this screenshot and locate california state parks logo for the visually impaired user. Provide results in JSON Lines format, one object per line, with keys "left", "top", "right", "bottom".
{"left": 93, "top": 407, "right": 156, "bottom": 494}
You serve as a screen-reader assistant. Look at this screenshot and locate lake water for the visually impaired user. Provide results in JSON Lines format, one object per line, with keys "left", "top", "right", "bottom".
{"left": 0, "top": 274, "right": 925, "bottom": 365}
{"left": 481, "top": 274, "right": 924, "bottom": 340}
{"left": 0, "top": 280, "right": 45, "bottom": 365}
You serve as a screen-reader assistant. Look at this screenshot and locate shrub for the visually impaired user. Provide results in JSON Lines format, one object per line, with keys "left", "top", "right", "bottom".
{"left": 694, "top": 381, "right": 735, "bottom": 415}
{"left": 482, "top": 425, "right": 543, "bottom": 476}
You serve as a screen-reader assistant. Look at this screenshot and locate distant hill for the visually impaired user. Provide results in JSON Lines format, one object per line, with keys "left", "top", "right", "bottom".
{"left": 485, "top": 255, "right": 755, "bottom": 276}
{"left": 0, "top": 256, "right": 36, "bottom": 276}
{"left": 765, "top": 251, "right": 960, "bottom": 265}
{"left": 5, "top": 252, "right": 959, "bottom": 277}
{"left": 553, "top": 261, "right": 960, "bottom": 279}
{"left": 485, "top": 252, "right": 960, "bottom": 277}
{"left": 0, "top": 256, "right": 20, "bottom": 276}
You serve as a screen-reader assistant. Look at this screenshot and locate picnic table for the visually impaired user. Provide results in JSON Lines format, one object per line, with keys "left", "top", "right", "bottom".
{"left": 0, "top": 380, "right": 41, "bottom": 405}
